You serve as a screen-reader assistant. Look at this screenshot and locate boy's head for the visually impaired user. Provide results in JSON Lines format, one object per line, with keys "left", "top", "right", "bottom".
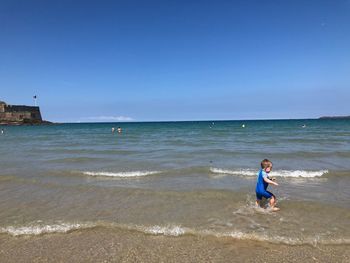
{"left": 261, "top": 159, "right": 273, "bottom": 172}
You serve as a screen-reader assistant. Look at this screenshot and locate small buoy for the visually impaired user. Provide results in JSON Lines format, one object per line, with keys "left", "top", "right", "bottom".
{"left": 242, "top": 124, "right": 245, "bottom": 128}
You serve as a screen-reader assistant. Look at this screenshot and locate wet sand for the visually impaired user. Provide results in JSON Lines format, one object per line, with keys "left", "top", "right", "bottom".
{"left": 1, "top": 227, "right": 349, "bottom": 263}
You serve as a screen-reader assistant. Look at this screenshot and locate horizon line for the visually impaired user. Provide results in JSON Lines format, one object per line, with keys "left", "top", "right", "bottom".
{"left": 59, "top": 117, "right": 324, "bottom": 124}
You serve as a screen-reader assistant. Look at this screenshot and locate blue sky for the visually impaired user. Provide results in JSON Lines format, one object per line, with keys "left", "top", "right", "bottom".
{"left": 1, "top": 0, "right": 349, "bottom": 122}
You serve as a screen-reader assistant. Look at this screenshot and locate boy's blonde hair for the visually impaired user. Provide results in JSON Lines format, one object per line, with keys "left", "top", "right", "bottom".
{"left": 261, "top": 159, "right": 272, "bottom": 169}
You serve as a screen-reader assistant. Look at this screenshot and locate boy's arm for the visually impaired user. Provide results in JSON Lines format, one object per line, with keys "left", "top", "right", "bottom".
{"left": 263, "top": 176, "right": 278, "bottom": 186}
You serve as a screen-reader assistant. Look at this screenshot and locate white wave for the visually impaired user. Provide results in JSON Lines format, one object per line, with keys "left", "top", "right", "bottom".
{"left": 142, "top": 225, "right": 188, "bottom": 236}
{"left": 207, "top": 230, "right": 306, "bottom": 245}
{"left": 83, "top": 170, "right": 161, "bottom": 178}
{"left": 129, "top": 224, "right": 350, "bottom": 246}
{"left": 210, "top": 168, "right": 256, "bottom": 176}
{"left": 210, "top": 167, "right": 328, "bottom": 178}
{"left": 271, "top": 170, "right": 328, "bottom": 178}
{"left": 2, "top": 222, "right": 349, "bottom": 245}
{"left": 1, "top": 222, "right": 93, "bottom": 236}
{"left": 209, "top": 231, "right": 350, "bottom": 246}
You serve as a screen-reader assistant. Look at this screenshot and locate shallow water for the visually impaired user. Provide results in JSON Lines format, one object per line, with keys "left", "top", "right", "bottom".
{"left": 0, "top": 119, "right": 350, "bottom": 248}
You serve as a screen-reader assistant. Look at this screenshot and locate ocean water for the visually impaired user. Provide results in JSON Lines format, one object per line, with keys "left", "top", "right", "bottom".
{"left": 0, "top": 119, "right": 350, "bottom": 248}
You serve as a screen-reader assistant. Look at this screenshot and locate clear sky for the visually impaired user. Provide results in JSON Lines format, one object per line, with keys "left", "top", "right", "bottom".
{"left": 1, "top": 0, "right": 349, "bottom": 122}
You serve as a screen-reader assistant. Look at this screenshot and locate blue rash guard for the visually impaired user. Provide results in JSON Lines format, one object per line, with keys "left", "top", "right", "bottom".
{"left": 255, "top": 169, "right": 274, "bottom": 200}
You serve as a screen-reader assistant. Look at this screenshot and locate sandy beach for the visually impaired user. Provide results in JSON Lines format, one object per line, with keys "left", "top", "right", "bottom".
{"left": 1, "top": 227, "right": 349, "bottom": 263}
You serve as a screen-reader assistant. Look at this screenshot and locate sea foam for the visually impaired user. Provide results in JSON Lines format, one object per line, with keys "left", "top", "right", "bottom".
{"left": 1, "top": 223, "right": 93, "bottom": 236}
{"left": 141, "top": 225, "right": 188, "bottom": 236}
{"left": 83, "top": 170, "right": 161, "bottom": 178}
{"left": 2, "top": 222, "right": 349, "bottom": 246}
{"left": 210, "top": 168, "right": 257, "bottom": 176}
{"left": 137, "top": 226, "right": 350, "bottom": 246}
{"left": 129, "top": 224, "right": 350, "bottom": 246}
{"left": 210, "top": 167, "right": 328, "bottom": 178}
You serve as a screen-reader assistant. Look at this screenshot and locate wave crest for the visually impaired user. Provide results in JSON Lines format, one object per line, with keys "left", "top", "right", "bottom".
{"left": 2, "top": 222, "right": 349, "bottom": 245}
{"left": 1, "top": 222, "right": 94, "bottom": 236}
{"left": 141, "top": 225, "right": 188, "bottom": 236}
{"left": 210, "top": 168, "right": 329, "bottom": 178}
{"left": 210, "top": 168, "right": 256, "bottom": 176}
{"left": 82, "top": 170, "right": 161, "bottom": 178}
{"left": 136, "top": 226, "right": 350, "bottom": 246}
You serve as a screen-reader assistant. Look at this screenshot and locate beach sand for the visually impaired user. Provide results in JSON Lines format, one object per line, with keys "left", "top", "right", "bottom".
{"left": 1, "top": 227, "right": 349, "bottom": 263}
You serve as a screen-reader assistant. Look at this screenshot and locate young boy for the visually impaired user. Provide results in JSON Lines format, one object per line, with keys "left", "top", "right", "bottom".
{"left": 255, "top": 159, "right": 279, "bottom": 211}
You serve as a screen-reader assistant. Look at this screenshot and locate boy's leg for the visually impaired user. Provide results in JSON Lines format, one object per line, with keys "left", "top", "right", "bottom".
{"left": 266, "top": 191, "right": 276, "bottom": 207}
{"left": 267, "top": 192, "right": 280, "bottom": 211}
{"left": 270, "top": 196, "right": 280, "bottom": 211}
{"left": 256, "top": 192, "right": 262, "bottom": 207}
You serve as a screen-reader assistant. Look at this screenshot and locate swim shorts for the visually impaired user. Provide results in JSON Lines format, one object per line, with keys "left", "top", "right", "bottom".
{"left": 256, "top": 190, "right": 274, "bottom": 200}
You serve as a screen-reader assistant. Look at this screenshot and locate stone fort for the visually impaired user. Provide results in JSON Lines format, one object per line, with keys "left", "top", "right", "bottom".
{"left": 0, "top": 101, "right": 43, "bottom": 124}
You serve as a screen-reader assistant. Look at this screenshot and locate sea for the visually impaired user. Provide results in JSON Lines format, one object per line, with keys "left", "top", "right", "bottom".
{"left": 0, "top": 119, "right": 349, "bottom": 261}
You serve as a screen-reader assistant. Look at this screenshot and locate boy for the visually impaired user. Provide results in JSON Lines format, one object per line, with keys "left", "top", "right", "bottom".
{"left": 255, "top": 159, "right": 279, "bottom": 211}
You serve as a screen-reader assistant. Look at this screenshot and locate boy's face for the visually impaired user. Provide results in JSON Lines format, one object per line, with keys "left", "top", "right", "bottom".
{"left": 265, "top": 166, "right": 272, "bottom": 173}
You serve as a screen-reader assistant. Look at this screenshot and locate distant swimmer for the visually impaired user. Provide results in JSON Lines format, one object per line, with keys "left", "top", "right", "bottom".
{"left": 302, "top": 124, "right": 306, "bottom": 128}
{"left": 1, "top": 129, "right": 4, "bottom": 134}
{"left": 117, "top": 127, "right": 122, "bottom": 133}
{"left": 111, "top": 127, "right": 115, "bottom": 133}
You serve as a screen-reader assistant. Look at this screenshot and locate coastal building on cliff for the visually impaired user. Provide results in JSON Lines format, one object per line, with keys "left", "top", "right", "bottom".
{"left": 0, "top": 101, "right": 43, "bottom": 125}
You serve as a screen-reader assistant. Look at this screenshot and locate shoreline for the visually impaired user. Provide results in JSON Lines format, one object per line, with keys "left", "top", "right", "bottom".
{"left": 0, "top": 227, "right": 349, "bottom": 262}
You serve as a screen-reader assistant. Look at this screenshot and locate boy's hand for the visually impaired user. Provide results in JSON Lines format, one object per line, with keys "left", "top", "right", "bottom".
{"left": 268, "top": 177, "right": 278, "bottom": 186}
{"left": 263, "top": 176, "right": 278, "bottom": 185}
{"left": 268, "top": 176, "right": 276, "bottom": 181}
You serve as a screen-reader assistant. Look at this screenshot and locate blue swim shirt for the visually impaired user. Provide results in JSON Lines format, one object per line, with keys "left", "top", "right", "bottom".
{"left": 255, "top": 169, "right": 269, "bottom": 194}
